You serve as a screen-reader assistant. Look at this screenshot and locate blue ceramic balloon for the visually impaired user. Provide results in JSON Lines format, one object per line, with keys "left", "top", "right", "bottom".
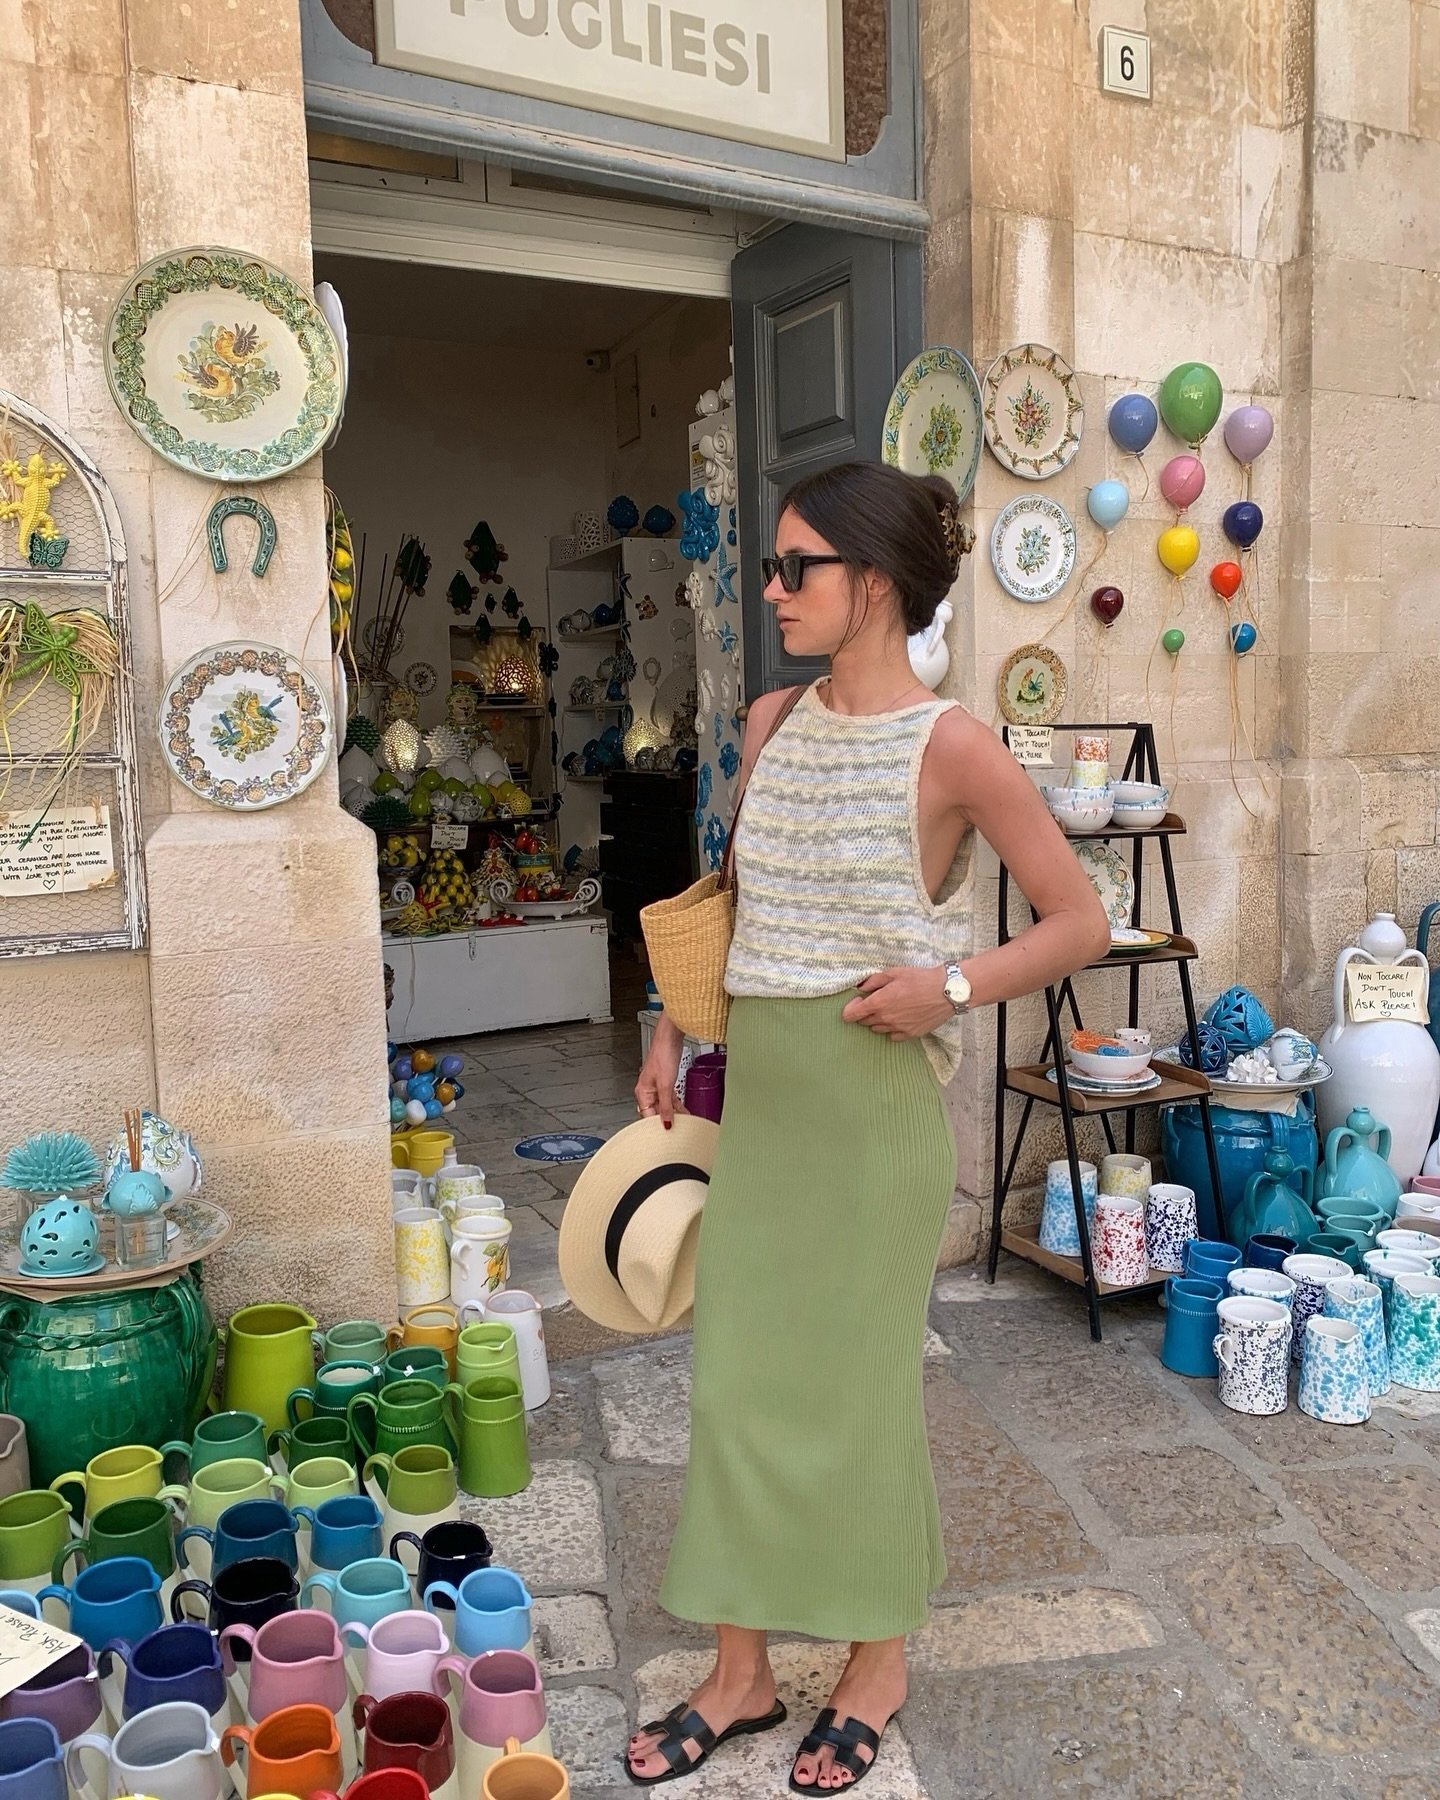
{"left": 1087, "top": 480, "right": 1130, "bottom": 531}
{"left": 437, "top": 1055, "right": 464, "bottom": 1079}
{"left": 391, "top": 1056, "right": 413, "bottom": 1081}
{"left": 1222, "top": 501, "right": 1263, "bottom": 549}
{"left": 1108, "top": 393, "right": 1158, "bottom": 455}
{"left": 1230, "top": 620, "right": 1257, "bottom": 655}
{"left": 389, "top": 1097, "right": 407, "bottom": 1124}
{"left": 451, "top": 1082, "right": 465, "bottom": 1101}
{"left": 424, "top": 1099, "right": 443, "bottom": 1118}
{"left": 408, "top": 1075, "right": 436, "bottom": 1102}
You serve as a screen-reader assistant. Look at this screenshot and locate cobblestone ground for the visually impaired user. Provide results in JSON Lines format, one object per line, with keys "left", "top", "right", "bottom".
{"left": 437, "top": 998, "right": 1440, "bottom": 1797}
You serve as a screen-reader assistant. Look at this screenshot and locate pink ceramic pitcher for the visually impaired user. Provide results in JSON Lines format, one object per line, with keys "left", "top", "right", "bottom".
{"left": 434, "top": 1647, "right": 549, "bottom": 1768}
{"left": 219, "top": 1608, "right": 348, "bottom": 1723}
{"left": 346, "top": 1608, "right": 449, "bottom": 1703}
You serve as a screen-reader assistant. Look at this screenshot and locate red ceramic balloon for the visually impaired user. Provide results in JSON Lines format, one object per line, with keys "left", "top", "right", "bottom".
{"left": 1210, "top": 561, "right": 1243, "bottom": 600}
{"left": 1090, "top": 585, "right": 1124, "bottom": 627}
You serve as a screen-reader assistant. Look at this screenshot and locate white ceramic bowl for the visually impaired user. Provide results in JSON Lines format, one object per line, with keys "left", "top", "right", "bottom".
{"left": 1068, "top": 1043, "right": 1153, "bottom": 1081}
{"left": 1041, "top": 785, "right": 1114, "bottom": 834}
{"left": 1110, "top": 781, "right": 1170, "bottom": 827}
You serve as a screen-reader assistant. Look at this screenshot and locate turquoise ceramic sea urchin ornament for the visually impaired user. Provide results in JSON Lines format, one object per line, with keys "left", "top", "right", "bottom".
{"left": 2, "top": 1131, "right": 100, "bottom": 1195}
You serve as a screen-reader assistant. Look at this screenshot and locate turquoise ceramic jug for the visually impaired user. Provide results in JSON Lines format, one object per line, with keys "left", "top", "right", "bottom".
{"left": 1226, "top": 1151, "right": 1317, "bottom": 1251}
{"left": 1319, "top": 1107, "right": 1403, "bottom": 1220}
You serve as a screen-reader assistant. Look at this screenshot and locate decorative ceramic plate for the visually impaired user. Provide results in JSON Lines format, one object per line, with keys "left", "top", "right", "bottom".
{"left": 363, "top": 618, "right": 404, "bottom": 658}
{"left": 1108, "top": 927, "right": 1172, "bottom": 953}
{"left": 982, "top": 343, "right": 1084, "bottom": 480}
{"left": 314, "top": 280, "right": 348, "bottom": 447}
{"left": 991, "top": 496, "right": 1077, "bottom": 603}
{"left": 998, "top": 643, "right": 1069, "bottom": 725}
{"left": 15, "top": 1252, "right": 106, "bottom": 1282}
{"left": 1075, "top": 841, "right": 1134, "bottom": 929}
{"left": 881, "top": 347, "right": 984, "bottom": 503}
{"left": 106, "top": 247, "right": 342, "bottom": 482}
{"left": 0, "top": 1197, "right": 232, "bottom": 1298}
{"left": 1046, "top": 1066, "right": 1163, "bottom": 1096}
{"left": 1217, "top": 1058, "right": 1333, "bottom": 1097}
{"left": 159, "top": 641, "right": 332, "bottom": 811}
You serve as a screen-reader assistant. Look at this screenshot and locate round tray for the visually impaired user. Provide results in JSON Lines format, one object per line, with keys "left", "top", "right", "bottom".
{"left": 0, "top": 1197, "right": 232, "bottom": 1299}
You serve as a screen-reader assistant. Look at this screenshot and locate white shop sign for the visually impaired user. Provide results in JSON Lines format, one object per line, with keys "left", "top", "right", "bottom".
{"left": 373, "top": 0, "right": 845, "bottom": 160}
{"left": 0, "top": 806, "right": 116, "bottom": 898}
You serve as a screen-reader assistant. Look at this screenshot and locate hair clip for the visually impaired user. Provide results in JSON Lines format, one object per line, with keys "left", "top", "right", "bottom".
{"left": 940, "top": 500, "right": 976, "bottom": 577}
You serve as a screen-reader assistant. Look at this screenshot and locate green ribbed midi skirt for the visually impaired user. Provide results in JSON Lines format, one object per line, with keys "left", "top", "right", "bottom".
{"left": 659, "top": 993, "right": 957, "bottom": 1641}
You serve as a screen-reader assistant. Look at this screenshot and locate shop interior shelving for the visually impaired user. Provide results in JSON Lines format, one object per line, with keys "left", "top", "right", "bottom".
{"left": 985, "top": 721, "right": 1227, "bottom": 1341}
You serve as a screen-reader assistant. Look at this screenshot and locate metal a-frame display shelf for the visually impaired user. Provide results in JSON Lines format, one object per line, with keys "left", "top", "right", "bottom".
{"left": 984, "top": 721, "right": 1227, "bottom": 1341}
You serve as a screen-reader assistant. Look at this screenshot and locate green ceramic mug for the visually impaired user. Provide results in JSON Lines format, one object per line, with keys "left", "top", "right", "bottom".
{"left": 50, "top": 1493, "right": 178, "bottom": 1583}
{"left": 283, "top": 1456, "right": 358, "bottom": 1510}
{"left": 456, "top": 1323, "right": 521, "bottom": 1391}
{"left": 158, "top": 1456, "right": 287, "bottom": 1531}
{"left": 286, "top": 1361, "right": 383, "bottom": 1427}
{"left": 441, "top": 1377, "right": 531, "bottom": 1499}
{"left": 312, "top": 1319, "right": 387, "bottom": 1368}
{"left": 161, "top": 1409, "right": 269, "bottom": 1477}
{"left": 348, "top": 1380, "right": 454, "bottom": 1462}
{"left": 0, "top": 1488, "right": 73, "bottom": 1582}
{"left": 381, "top": 1346, "right": 447, "bottom": 1390}
{"left": 267, "top": 1414, "right": 354, "bottom": 1473}
{"left": 362, "top": 1445, "right": 457, "bottom": 1515}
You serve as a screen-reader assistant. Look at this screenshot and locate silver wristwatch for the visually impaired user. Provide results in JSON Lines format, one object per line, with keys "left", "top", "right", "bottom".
{"left": 943, "top": 962, "right": 972, "bottom": 1014}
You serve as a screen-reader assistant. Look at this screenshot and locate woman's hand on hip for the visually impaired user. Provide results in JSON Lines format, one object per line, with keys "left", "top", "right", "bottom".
{"left": 842, "top": 966, "right": 953, "bottom": 1040}
{"left": 635, "top": 1012, "right": 686, "bottom": 1127}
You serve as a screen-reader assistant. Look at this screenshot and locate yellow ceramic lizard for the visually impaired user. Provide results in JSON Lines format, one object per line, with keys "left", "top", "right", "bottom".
{"left": 0, "top": 452, "right": 67, "bottom": 559}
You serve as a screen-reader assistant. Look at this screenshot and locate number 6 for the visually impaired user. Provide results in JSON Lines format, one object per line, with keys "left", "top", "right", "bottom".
{"left": 1120, "top": 43, "right": 1135, "bottom": 80}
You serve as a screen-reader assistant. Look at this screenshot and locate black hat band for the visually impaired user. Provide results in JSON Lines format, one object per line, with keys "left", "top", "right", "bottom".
{"left": 603, "top": 1162, "right": 709, "bottom": 1284}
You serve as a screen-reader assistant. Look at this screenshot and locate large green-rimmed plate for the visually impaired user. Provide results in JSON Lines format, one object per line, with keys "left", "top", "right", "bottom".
{"left": 881, "top": 347, "right": 983, "bottom": 502}
{"left": 106, "top": 247, "right": 342, "bottom": 482}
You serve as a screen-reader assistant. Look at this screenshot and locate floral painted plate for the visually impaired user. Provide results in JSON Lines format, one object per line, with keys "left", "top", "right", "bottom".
{"left": 1075, "top": 841, "right": 1134, "bottom": 929}
{"left": 314, "top": 280, "right": 348, "bottom": 447}
{"left": 998, "top": 643, "right": 1068, "bottom": 725}
{"left": 983, "top": 343, "right": 1084, "bottom": 479}
{"left": 159, "top": 640, "right": 332, "bottom": 810}
{"left": 106, "top": 247, "right": 342, "bottom": 481}
{"left": 881, "top": 347, "right": 984, "bottom": 503}
{"left": 991, "top": 495, "right": 1077, "bottom": 603}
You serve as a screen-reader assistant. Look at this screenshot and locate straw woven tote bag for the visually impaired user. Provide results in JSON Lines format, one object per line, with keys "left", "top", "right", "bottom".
{"left": 640, "top": 685, "right": 807, "bottom": 1043}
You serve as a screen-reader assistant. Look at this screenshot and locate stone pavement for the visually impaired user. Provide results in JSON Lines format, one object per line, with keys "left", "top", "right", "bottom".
{"left": 464, "top": 1260, "right": 1440, "bottom": 1799}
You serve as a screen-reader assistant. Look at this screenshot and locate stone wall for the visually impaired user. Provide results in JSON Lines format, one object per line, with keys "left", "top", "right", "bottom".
{"left": 0, "top": 0, "right": 393, "bottom": 1320}
{"left": 921, "top": 0, "right": 1439, "bottom": 1253}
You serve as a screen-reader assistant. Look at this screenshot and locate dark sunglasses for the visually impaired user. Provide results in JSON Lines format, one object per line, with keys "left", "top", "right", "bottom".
{"left": 761, "top": 554, "right": 846, "bottom": 594}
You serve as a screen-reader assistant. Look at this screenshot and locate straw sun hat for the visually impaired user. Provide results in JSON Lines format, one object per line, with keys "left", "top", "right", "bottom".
{"left": 558, "top": 1115, "right": 720, "bottom": 1334}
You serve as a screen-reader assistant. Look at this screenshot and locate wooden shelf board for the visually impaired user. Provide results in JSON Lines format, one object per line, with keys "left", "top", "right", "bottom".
{"left": 1062, "top": 811, "right": 1187, "bottom": 841}
{"left": 1001, "top": 1224, "right": 1168, "bottom": 1296}
{"left": 1004, "top": 1057, "right": 1212, "bottom": 1113}
{"left": 1089, "top": 933, "right": 1198, "bottom": 970}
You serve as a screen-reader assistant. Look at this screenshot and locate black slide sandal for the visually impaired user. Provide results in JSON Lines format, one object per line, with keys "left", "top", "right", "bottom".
{"left": 789, "top": 1707, "right": 893, "bottom": 1792}
{"left": 626, "top": 1698, "right": 789, "bottom": 1787}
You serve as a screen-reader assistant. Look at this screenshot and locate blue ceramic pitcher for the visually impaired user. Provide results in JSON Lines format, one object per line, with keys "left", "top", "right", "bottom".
{"left": 99, "top": 1620, "right": 226, "bottom": 1720}
{"left": 37, "top": 1555, "right": 162, "bottom": 1650}
{"left": 1160, "top": 1278, "right": 1224, "bottom": 1378}
{"left": 0, "top": 1717, "right": 64, "bottom": 1800}
{"left": 1227, "top": 1151, "right": 1317, "bottom": 1250}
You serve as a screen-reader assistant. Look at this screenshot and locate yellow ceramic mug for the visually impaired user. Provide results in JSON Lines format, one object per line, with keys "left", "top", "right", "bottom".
{"left": 484, "top": 1735, "right": 571, "bottom": 1800}
{"left": 391, "top": 1129, "right": 454, "bottom": 1177}
{"left": 49, "top": 1444, "right": 168, "bottom": 1522}
{"left": 386, "top": 1302, "right": 461, "bottom": 1378}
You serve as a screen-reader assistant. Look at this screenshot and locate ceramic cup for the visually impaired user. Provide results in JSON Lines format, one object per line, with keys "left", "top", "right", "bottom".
{"left": 393, "top": 1210, "right": 450, "bottom": 1312}
{"left": 159, "top": 1457, "right": 287, "bottom": 1533}
{"left": 1213, "top": 1296, "right": 1292, "bottom": 1416}
{"left": 176, "top": 1497, "right": 301, "bottom": 1577}
{"left": 68, "top": 1699, "right": 223, "bottom": 1800}
{"left": 483, "top": 1735, "right": 570, "bottom": 1800}
{"left": 350, "top": 1380, "right": 454, "bottom": 1464}
{"left": 1038, "top": 1160, "right": 1098, "bottom": 1258}
{"left": 1226, "top": 1268, "right": 1296, "bottom": 1308}
{"left": 353, "top": 1689, "right": 456, "bottom": 1792}
{"left": 442, "top": 1377, "right": 531, "bottom": 1499}
{"left": 481, "top": 1296, "right": 551, "bottom": 1412}
{"left": 364, "top": 1446, "right": 458, "bottom": 1518}
{"left": 0, "top": 1643, "right": 102, "bottom": 1744}
{"left": 0, "top": 1419, "right": 29, "bottom": 1501}
{"left": 267, "top": 1414, "right": 355, "bottom": 1475}
{"left": 1145, "top": 1184, "right": 1199, "bottom": 1275}
{"left": 1297, "top": 1316, "right": 1370, "bottom": 1424}
{"left": 221, "top": 1701, "right": 343, "bottom": 1799}
{"left": 161, "top": 1411, "right": 268, "bottom": 1479}
{"left": 301, "top": 1556, "right": 412, "bottom": 1636}
{"left": 423, "top": 1564, "right": 533, "bottom": 1659}
{"left": 49, "top": 1445, "right": 169, "bottom": 1525}
{"left": 1387, "top": 1273, "right": 1440, "bottom": 1391}
{"left": 98, "top": 1620, "right": 226, "bottom": 1723}
{"left": 343, "top": 1607, "right": 449, "bottom": 1705}
{"left": 1282, "top": 1253, "right": 1352, "bottom": 1363}
{"left": 220, "top": 1608, "right": 349, "bottom": 1725}
{"left": 313, "top": 1320, "right": 388, "bottom": 1368}
{"left": 1376, "top": 1229, "right": 1440, "bottom": 1268}
{"left": 434, "top": 1647, "right": 550, "bottom": 1790}
{"left": 1243, "top": 1234, "right": 1299, "bottom": 1273}
{"left": 1098, "top": 1154, "right": 1152, "bottom": 1200}
{"left": 1184, "top": 1238, "right": 1242, "bottom": 1286}
{"left": 287, "top": 1362, "right": 383, "bottom": 1427}
{"left": 1321, "top": 1276, "right": 1390, "bottom": 1398}
{"left": 55, "top": 1495, "right": 179, "bottom": 1585}
{"left": 391, "top": 1519, "right": 494, "bottom": 1614}
{"left": 1093, "top": 1195, "right": 1148, "bottom": 1286}
{"left": 295, "top": 1493, "right": 383, "bottom": 1572}
{"left": 1160, "top": 1277, "right": 1225, "bottom": 1378}
{"left": 383, "top": 1346, "right": 449, "bottom": 1391}
{"left": 0, "top": 1716, "right": 65, "bottom": 1800}
{"left": 0, "top": 1490, "right": 72, "bottom": 1587}
{"left": 37, "top": 1555, "right": 163, "bottom": 1650}
{"left": 170, "top": 1555, "right": 299, "bottom": 1640}
{"left": 388, "top": 1304, "right": 463, "bottom": 1377}
{"left": 284, "top": 1456, "right": 358, "bottom": 1511}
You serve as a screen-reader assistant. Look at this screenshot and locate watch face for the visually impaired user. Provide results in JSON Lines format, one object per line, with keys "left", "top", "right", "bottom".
{"left": 945, "top": 968, "right": 970, "bottom": 1007}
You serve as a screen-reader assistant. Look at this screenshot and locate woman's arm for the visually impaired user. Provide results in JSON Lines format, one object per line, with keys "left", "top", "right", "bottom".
{"left": 842, "top": 710, "right": 1112, "bottom": 1039}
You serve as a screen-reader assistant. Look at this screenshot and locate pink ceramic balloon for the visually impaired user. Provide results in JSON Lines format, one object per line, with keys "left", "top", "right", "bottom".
{"left": 1159, "top": 454, "right": 1206, "bottom": 510}
{"left": 1223, "top": 405, "right": 1274, "bottom": 464}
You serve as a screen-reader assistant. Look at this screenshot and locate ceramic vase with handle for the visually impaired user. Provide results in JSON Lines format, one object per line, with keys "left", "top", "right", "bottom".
{"left": 221, "top": 1608, "right": 348, "bottom": 1724}
{"left": 99, "top": 1620, "right": 227, "bottom": 1724}
{"left": 1160, "top": 1277, "right": 1224, "bottom": 1378}
{"left": 1144, "top": 1184, "right": 1198, "bottom": 1274}
{"left": 220, "top": 1306, "right": 320, "bottom": 1436}
{"left": 221, "top": 1701, "right": 343, "bottom": 1799}
{"left": 424, "top": 1565, "right": 533, "bottom": 1659}
{"left": 483, "top": 1735, "right": 570, "bottom": 1800}
{"left": 434, "top": 1648, "right": 551, "bottom": 1791}
{"left": 343, "top": 1608, "right": 449, "bottom": 1704}
{"left": 1297, "top": 1316, "right": 1370, "bottom": 1423}
{"left": 354, "top": 1689, "right": 457, "bottom": 1797}
{"left": 67, "top": 1699, "right": 223, "bottom": 1800}
{"left": 456, "top": 1324, "right": 521, "bottom": 1394}
{"left": 1387, "top": 1273, "right": 1440, "bottom": 1390}
{"left": 393, "top": 1212, "right": 450, "bottom": 1311}
{"left": 1093, "top": 1195, "right": 1148, "bottom": 1286}
{"left": 0, "top": 1718, "right": 66, "bottom": 1800}
{"left": 0, "top": 1489, "right": 78, "bottom": 1591}
{"left": 1212, "top": 1296, "right": 1292, "bottom": 1415}
{"left": 483, "top": 1294, "right": 551, "bottom": 1410}
{"left": 1281, "top": 1254, "right": 1351, "bottom": 1362}
{"left": 37, "top": 1555, "right": 163, "bottom": 1650}
{"left": 1038, "top": 1160, "right": 1096, "bottom": 1257}
{"left": 1321, "top": 1276, "right": 1390, "bottom": 1397}
{"left": 349, "top": 1381, "right": 454, "bottom": 1464}
{"left": 441, "top": 1377, "right": 530, "bottom": 1499}
{"left": 0, "top": 1644, "right": 103, "bottom": 1745}
{"left": 161, "top": 1411, "right": 268, "bottom": 1480}
{"left": 301, "top": 1557, "right": 412, "bottom": 1636}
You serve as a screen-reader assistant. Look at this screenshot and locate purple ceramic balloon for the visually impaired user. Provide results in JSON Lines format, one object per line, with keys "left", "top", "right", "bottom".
{"left": 1223, "top": 405, "right": 1274, "bottom": 464}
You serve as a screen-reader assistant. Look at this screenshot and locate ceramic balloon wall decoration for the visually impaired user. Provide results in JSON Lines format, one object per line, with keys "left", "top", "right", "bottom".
{"left": 1087, "top": 480, "right": 1129, "bottom": 531}
{"left": 1230, "top": 621, "right": 1257, "bottom": 655}
{"left": 1162, "top": 628, "right": 1185, "bottom": 655}
{"left": 1224, "top": 405, "right": 1274, "bottom": 468}
{"left": 1090, "top": 586, "right": 1124, "bottom": 628}
{"left": 1108, "top": 394, "right": 1157, "bottom": 455}
{"left": 1223, "top": 501, "right": 1264, "bottom": 550}
{"left": 1159, "top": 455, "right": 1206, "bottom": 511}
{"left": 1210, "top": 561, "right": 1242, "bottom": 601}
{"left": 1159, "top": 362, "right": 1223, "bottom": 447}
{"left": 1157, "top": 526, "right": 1199, "bottom": 577}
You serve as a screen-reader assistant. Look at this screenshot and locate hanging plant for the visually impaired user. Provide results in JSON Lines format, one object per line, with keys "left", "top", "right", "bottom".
{"left": 0, "top": 601, "right": 119, "bottom": 839}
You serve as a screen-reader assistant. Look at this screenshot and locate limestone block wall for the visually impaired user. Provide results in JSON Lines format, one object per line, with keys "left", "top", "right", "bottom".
{"left": 0, "top": 0, "right": 393, "bottom": 1320}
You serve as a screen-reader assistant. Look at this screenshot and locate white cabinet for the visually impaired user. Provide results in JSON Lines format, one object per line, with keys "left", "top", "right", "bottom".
{"left": 384, "top": 916, "right": 612, "bottom": 1039}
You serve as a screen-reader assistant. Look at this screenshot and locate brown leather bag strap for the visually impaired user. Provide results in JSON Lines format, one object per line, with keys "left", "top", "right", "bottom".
{"left": 717, "top": 683, "right": 809, "bottom": 896}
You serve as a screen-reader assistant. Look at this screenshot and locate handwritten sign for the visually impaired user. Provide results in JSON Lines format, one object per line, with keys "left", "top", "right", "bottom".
{"left": 430, "top": 824, "right": 469, "bottom": 851}
{"left": 0, "top": 807, "right": 115, "bottom": 898}
{"left": 0, "top": 1605, "right": 83, "bottom": 1701}
{"left": 1010, "top": 726, "right": 1054, "bottom": 768}
{"left": 1346, "top": 962, "right": 1428, "bottom": 1024}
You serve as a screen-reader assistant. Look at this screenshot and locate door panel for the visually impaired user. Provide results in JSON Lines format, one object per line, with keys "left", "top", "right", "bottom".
{"left": 733, "top": 223, "right": 921, "bottom": 698}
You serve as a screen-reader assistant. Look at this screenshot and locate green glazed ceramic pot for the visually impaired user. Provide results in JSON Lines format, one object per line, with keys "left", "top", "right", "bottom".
{"left": 0, "top": 1276, "right": 217, "bottom": 1488}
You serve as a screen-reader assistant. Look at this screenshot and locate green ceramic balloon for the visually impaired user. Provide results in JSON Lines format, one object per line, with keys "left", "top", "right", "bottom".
{"left": 1162, "top": 628, "right": 1186, "bottom": 654}
{"left": 0, "top": 1276, "right": 217, "bottom": 1486}
{"left": 1159, "top": 362, "right": 1223, "bottom": 445}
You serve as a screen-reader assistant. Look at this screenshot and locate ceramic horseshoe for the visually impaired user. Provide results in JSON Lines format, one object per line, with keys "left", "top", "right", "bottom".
{"left": 207, "top": 496, "right": 277, "bottom": 578}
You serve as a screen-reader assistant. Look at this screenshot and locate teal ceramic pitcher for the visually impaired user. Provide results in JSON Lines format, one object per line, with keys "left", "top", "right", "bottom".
{"left": 1319, "top": 1107, "right": 1403, "bottom": 1220}
{"left": 1227, "top": 1151, "right": 1317, "bottom": 1250}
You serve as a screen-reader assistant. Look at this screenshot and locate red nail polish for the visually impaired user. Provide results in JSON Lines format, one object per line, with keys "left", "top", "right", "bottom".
{"left": 663, "top": 1119, "right": 672, "bottom": 1130}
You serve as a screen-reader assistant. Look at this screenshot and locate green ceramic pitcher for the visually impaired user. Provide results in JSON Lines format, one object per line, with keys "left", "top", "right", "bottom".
{"left": 1227, "top": 1151, "right": 1317, "bottom": 1250}
{"left": 1319, "top": 1107, "right": 1403, "bottom": 1219}
{"left": 220, "top": 1305, "right": 319, "bottom": 1435}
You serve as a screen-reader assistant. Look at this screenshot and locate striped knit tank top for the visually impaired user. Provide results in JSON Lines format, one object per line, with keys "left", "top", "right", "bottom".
{"left": 725, "top": 684, "right": 972, "bottom": 1083}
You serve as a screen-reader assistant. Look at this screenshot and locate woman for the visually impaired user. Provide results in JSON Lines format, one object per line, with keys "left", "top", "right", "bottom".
{"left": 626, "top": 461, "right": 1109, "bottom": 1791}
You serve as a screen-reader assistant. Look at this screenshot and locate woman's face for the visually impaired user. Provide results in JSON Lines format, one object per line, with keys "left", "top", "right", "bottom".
{"left": 764, "top": 508, "right": 869, "bottom": 660}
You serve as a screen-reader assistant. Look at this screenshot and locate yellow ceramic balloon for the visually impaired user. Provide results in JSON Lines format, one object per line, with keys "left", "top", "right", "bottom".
{"left": 1157, "top": 525, "right": 1200, "bottom": 576}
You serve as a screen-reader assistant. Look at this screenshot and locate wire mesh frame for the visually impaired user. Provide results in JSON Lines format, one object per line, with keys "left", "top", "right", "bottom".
{"left": 0, "top": 387, "right": 147, "bottom": 957}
